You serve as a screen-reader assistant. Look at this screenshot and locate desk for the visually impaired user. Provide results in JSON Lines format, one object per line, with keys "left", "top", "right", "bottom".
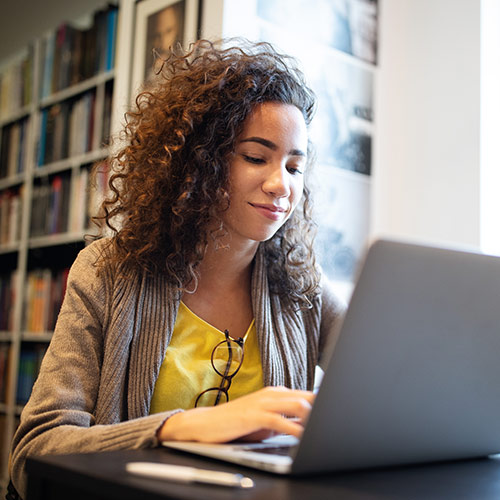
{"left": 26, "top": 448, "right": 500, "bottom": 500}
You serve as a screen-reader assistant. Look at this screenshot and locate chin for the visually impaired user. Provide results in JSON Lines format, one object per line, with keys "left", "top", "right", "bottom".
{"left": 249, "top": 228, "right": 281, "bottom": 243}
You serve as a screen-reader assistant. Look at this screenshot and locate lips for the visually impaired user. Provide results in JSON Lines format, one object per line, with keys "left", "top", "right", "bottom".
{"left": 250, "top": 203, "right": 288, "bottom": 221}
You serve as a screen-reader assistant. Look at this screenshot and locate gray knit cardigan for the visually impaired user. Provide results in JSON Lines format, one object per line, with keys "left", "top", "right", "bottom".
{"left": 9, "top": 238, "right": 343, "bottom": 497}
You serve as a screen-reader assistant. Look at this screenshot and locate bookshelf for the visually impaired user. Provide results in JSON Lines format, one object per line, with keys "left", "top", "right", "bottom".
{"left": 0, "top": 2, "right": 124, "bottom": 487}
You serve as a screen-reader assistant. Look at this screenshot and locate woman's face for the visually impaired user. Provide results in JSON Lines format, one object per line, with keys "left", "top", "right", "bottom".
{"left": 222, "top": 102, "right": 308, "bottom": 246}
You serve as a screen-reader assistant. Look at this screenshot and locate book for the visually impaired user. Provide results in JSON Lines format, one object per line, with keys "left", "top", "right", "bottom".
{"left": 30, "top": 172, "right": 71, "bottom": 237}
{"left": 87, "top": 161, "right": 109, "bottom": 222}
{"left": 0, "top": 271, "right": 18, "bottom": 331}
{"left": 30, "top": 181, "right": 51, "bottom": 237}
{"left": 18, "top": 118, "right": 28, "bottom": 174}
{"left": 24, "top": 268, "right": 69, "bottom": 333}
{"left": 37, "top": 109, "right": 48, "bottom": 166}
{"left": 51, "top": 23, "right": 65, "bottom": 94}
{"left": 0, "top": 45, "right": 33, "bottom": 119}
{"left": 106, "top": 6, "right": 119, "bottom": 71}
{"left": 0, "top": 344, "right": 11, "bottom": 401}
{"left": 69, "top": 167, "right": 89, "bottom": 232}
{"left": 38, "top": 4, "right": 118, "bottom": 99}
{"left": 48, "top": 176, "right": 62, "bottom": 235}
{"left": 43, "top": 103, "right": 59, "bottom": 165}
{"left": 16, "top": 345, "right": 47, "bottom": 404}
{"left": 7, "top": 122, "right": 21, "bottom": 177}
{"left": 48, "top": 268, "right": 70, "bottom": 330}
{"left": 58, "top": 174, "right": 71, "bottom": 233}
{"left": 94, "top": 8, "right": 108, "bottom": 75}
{"left": 0, "top": 189, "right": 22, "bottom": 245}
{"left": 102, "top": 83, "right": 113, "bottom": 146}
{"left": 0, "top": 118, "right": 29, "bottom": 178}
{"left": 87, "top": 91, "right": 97, "bottom": 151}
{"left": 22, "top": 44, "right": 34, "bottom": 107}
{"left": 38, "top": 90, "right": 99, "bottom": 167}
{"left": 51, "top": 104, "right": 65, "bottom": 163}
{"left": 41, "top": 30, "right": 56, "bottom": 99}
{"left": 69, "top": 29, "right": 85, "bottom": 86}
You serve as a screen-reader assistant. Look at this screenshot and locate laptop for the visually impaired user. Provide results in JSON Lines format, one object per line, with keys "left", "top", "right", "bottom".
{"left": 163, "top": 238, "right": 500, "bottom": 474}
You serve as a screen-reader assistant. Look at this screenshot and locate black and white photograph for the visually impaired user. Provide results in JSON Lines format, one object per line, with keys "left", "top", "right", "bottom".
{"left": 144, "top": 0, "right": 185, "bottom": 80}
{"left": 258, "top": 24, "right": 374, "bottom": 176}
{"left": 309, "top": 51, "right": 374, "bottom": 176}
{"left": 131, "top": 0, "right": 198, "bottom": 92}
{"left": 255, "top": 7, "right": 375, "bottom": 290}
{"left": 311, "top": 166, "right": 371, "bottom": 294}
{"left": 257, "top": 0, "right": 378, "bottom": 64}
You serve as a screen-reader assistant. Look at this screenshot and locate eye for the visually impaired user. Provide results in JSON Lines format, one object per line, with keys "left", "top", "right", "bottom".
{"left": 243, "top": 154, "right": 265, "bottom": 165}
{"left": 287, "top": 165, "right": 304, "bottom": 175}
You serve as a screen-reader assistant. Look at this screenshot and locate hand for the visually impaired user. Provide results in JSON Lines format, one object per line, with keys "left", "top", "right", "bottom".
{"left": 157, "top": 386, "right": 315, "bottom": 443}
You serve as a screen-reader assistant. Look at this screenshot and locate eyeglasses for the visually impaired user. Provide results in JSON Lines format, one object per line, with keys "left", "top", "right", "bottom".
{"left": 195, "top": 330, "right": 244, "bottom": 407}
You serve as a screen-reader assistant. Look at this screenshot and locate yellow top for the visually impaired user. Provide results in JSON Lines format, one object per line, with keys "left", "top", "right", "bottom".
{"left": 150, "top": 301, "right": 264, "bottom": 413}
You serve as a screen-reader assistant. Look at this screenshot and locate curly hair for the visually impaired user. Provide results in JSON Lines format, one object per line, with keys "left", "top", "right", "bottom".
{"left": 94, "top": 38, "right": 320, "bottom": 306}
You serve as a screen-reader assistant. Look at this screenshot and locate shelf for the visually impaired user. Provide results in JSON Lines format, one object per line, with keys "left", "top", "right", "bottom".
{"left": 0, "top": 332, "right": 13, "bottom": 342}
{"left": 0, "top": 3, "right": 122, "bottom": 483}
{"left": 39, "top": 70, "right": 115, "bottom": 109}
{"left": 0, "top": 105, "right": 31, "bottom": 128}
{"left": 0, "top": 172, "right": 25, "bottom": 190}
{"left": 34, "top": 148, "right": 109, "bottom": 177}
{"left": 21, "top": 332, "right": 53, "bottom": 343}
{"left": 28, "top": 231, "right": 86, "bottom": 249}
{"left": 0, "top": 243, "right": 20, "bottom": 255}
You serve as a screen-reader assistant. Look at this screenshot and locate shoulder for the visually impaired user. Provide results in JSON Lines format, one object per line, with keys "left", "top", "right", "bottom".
{"left": 319, "top": 276, "right": 346, "bottom": 319}
{"left": 66, "top": 238, "right": 116, "bottom": 292}
{"left": 282, "top": 275, "right": 345, "bottom": 328}
{"left": 76, "top": 237, "right": 114, "bottom": 264}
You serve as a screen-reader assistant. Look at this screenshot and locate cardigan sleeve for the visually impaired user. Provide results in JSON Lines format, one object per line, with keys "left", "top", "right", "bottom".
{"left": 318, "top": 277, "right": 346, "bottom": 371}
{"left": 9, "top": 241, "right": 179, "bottom": 499}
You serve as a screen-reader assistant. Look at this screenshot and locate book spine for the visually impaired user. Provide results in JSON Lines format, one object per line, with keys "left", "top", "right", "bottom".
{"left": 0, "top": 343, "right": 11, "bottom": 401}
{"left": 0, "top": 189, "right": 22, "bottom": 245}
{"left": 0, "top": 271, "right": 18, "bottom": 331}
{"left": 106, "top": 6, "right": 118, "bottom": 71}
{"left": 18, "top": 118, "right": 28, "bottom": 174}
{"left": 41, "top": 31, "right": 56, "bottom": 99}
{"left": 16, "top": 344, "right": 48, "bottom": 404}
{"left": 0, "top": 45, "right": 33, "bottom": 118}
{"left": 0, "top": 127, "right": 9, "bottom": 178}
{"left": 24, "top": 268, "right": 69, "bottom": 333}
{"left": 37, "top": 109, "right": 48, "bottom": 167}
{"left": 70, "top": 167, "right": 88, "bottom": 232}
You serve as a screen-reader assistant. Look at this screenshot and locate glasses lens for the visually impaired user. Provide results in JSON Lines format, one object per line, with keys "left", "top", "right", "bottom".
{"left": 195, "top": 388, "right": 228, "bottom": 407}
{"left": 212, "top": 340, "right": 243, "bottom": 377}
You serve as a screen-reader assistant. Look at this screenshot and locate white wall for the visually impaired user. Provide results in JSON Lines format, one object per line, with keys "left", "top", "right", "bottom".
{"left": 480, "top": 0, "right": 500, "bottom": 255}
{"left": 372, "top": 0, "right": 480, "bottom": 249}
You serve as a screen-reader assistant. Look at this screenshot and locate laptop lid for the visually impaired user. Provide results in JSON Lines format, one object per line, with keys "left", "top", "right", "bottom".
{"left": 164, "top": 238, "right": 500, "bottom": 474}
{"left": 292, "top": 238, "right": 500, "bottom": 473}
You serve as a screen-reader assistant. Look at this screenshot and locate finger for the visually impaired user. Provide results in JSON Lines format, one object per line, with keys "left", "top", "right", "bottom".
{"left": 271, "top": 398, "right": 312, "bottom": 421}
{"left": 262, "top": 387, "right": 316, "bottom": 403}
{"left": 238, "top": 429, "right": 277, "bottom": 442}
{"left": 254, "top": 393, "right": 313, "bottom": 421}
{"left": 259, "top": 412, "right": 306, "bottom": 438}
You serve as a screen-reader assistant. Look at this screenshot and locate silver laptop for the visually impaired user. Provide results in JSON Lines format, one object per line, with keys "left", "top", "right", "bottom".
{"left": 163, "top": 238, "right": 500, "bottom": 474}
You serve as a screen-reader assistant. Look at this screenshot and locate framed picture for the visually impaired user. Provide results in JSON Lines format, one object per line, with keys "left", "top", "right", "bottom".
{"left": 257, "top": 0, "right": 378, "bottom": 64}
{"left": 131, "top": 0, "right": 198, "bottom": 94}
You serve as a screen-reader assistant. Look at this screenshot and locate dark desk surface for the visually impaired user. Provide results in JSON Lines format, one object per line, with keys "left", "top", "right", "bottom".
{"left": 26, "top": 447, "right": 500, "bottom": 500}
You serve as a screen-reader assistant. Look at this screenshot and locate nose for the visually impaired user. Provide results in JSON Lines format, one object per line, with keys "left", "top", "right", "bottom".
{"left": 262, "top": 164, "right": 290, "bottom": 198}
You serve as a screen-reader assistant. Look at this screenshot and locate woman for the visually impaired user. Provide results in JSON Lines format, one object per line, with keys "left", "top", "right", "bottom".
{"left": 9, "top": 39, "right": 343, "bottom": 498}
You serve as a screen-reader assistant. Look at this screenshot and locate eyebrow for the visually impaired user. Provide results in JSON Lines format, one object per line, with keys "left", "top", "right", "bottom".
{"left": 239, "top": 136, "right": 306, "bottom": 157}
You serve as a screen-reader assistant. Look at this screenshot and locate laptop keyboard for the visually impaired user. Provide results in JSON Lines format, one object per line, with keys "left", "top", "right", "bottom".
{"left": 240, "top": 445, "right": 294, "bottom": 456}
